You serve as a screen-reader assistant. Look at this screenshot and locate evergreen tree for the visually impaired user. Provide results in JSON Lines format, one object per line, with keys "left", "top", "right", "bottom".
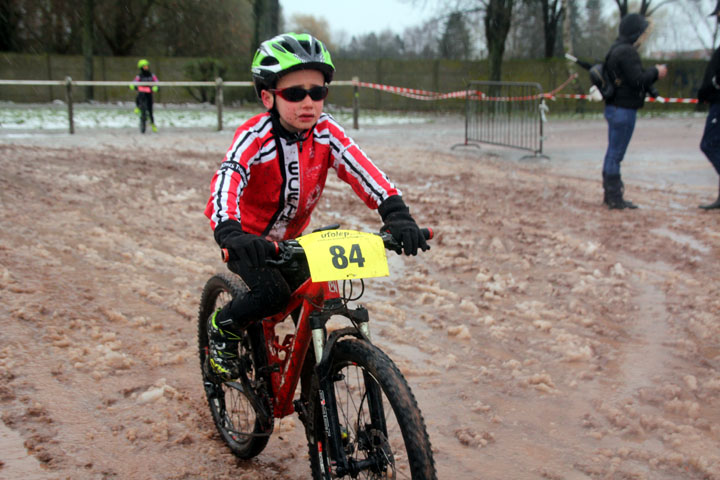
{"left": 439, "top": 12, "right": 472, "bottom": 59}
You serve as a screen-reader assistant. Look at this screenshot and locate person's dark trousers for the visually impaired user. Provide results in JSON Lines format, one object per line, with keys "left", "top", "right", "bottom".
{"left": 699, "top": 102, "right": 720, "bottom": 209}
{"left": 215, "top": 261, "right": 291, "bottom": 333}
{"left": 137, "top": 92, "right": 155, "bottom": 124}
{"left": 146, "top": 95, "right": 155, "bottom": 124}
{"left": 602, "top": 105, "right": 638, "bottom": 209}
{"left": 602, "top": 105, "right": 637, "bottom": 176}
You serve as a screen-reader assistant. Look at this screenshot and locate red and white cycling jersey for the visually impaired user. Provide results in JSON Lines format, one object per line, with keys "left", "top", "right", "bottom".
{"left": 205, "top": 112, "right": 400, "bottom": 241}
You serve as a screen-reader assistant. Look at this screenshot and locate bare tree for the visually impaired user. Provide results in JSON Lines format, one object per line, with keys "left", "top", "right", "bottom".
{"left": 613, "top": 0, "right": 677, "bottom": 17}
{"left": 252, "top": 0, "right": 280, "bottom": 57}
{"left": 532, "top": 0, "right": 564, "bottom": 57}
{"left": 286, "top": 14, "right": 334, "bottom": 50}
{"left": 83, "top": 0, "right": 94, "bottom": 100}
{"left": 0, "top": 0, "right": 22, "bottom": 51}
{"left": 17, "top": 0, "right": 82, "bottom": 54}
{"left": 149, "top": 0, "right": 252, "bottom": 57}
{"left": 337, "top": 30, "right": 407, "bottom": 59}
{"left": 485, "top": 0, "right": 515, "bottom": 80}
{"left": 439, "top": 11, "right": 473, "bottom": 59}
{"left": 440, "top": 0, "right": 516, "bottom": 79}
{"left": 95, "top": 0, "right": 157, "bottom": 56}
{"left": 399, "top": 19, "right": 443, "bottom": 59}
{"left": 642, "top": 0, "right": 718, "bottom": 54}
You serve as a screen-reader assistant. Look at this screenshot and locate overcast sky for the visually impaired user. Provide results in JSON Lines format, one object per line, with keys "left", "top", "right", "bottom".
{"left": 280, "top": 0, "right": 717, "bottom": 53}
{"left": 281, "top": 0, "right": 434, "bottom": 37}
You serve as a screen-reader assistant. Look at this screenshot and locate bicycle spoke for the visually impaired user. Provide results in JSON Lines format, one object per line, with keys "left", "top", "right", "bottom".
{"left": 198, "top": 274, "right": 272, "bottom": 459}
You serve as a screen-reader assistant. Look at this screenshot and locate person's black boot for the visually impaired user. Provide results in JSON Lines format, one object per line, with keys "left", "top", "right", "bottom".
{"left": 602, "top": 173, "right": 609, "bottom": 206}
{"left": 606, "top": 174, "right": 638, "bottom": 210}
{"left": 699, "top": 178, "right": 720, "bottom": 210}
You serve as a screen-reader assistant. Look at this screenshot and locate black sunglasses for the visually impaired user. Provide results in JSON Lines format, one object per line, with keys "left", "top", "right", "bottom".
{"left": 269, "top": 86, "right": 329, "bottom": 102}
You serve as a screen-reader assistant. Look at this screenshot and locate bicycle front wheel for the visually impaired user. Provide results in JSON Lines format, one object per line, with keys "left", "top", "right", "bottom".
{"left": 307, "top": 338, "right": 436, "bottom": 479}
{"left": 198, "top": 273, "right": 273, "bottom": 459}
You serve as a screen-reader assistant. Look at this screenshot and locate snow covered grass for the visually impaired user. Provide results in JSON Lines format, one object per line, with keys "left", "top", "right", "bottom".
{"left": 0, "top": 101, "right": 434, "bottom": 131}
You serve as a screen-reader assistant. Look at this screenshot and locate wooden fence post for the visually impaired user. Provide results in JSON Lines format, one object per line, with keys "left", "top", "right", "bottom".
{"left": 65, "top": 77, "right": 74, "bottom": 134}
{"left": 216, "top": 77, "right": 223, "bottom": 131}
{"left": 352, "top": 76, "right": 359, "bottom": 130}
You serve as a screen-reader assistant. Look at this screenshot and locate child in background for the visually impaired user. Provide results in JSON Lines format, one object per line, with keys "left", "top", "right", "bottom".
{"left": 130, "top": 59, "right": 159, "bottom": 133}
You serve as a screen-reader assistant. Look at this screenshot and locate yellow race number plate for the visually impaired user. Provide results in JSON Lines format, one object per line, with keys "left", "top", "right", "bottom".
{"left": 297, "top": 230, "right": 389, "bottom": 282}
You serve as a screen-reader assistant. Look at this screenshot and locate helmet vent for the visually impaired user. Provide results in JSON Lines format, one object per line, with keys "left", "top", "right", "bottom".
{"left": 272, "top": 42, "right": 289, "bottom": 53}
{"left": 260, "top": 57, "right": 279, "bottom": 66}
{"left": 298, "top": 40, "right": 311, "bottom": 54}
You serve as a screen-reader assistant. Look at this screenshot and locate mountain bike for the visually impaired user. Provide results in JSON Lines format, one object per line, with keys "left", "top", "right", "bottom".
{"left": 198, "top": 225, "right": 437, "bottom": 479}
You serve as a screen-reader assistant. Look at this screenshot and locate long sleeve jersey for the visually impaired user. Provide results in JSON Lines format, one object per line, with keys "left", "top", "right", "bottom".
{"left": 132, "top": 70, "right": 159, "bottom": 93}
{"left": 204, "top": 112, "right": 400, "bottom": 241}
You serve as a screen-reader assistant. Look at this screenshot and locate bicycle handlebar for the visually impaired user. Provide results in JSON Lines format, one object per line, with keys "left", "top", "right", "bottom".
{"left": 220, "top": 227, "right": 434, "bottom": 264}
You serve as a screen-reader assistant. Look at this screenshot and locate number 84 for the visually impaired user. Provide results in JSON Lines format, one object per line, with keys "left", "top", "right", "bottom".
{"left": 329, "top": 244, "right": 365, "bottom": 269}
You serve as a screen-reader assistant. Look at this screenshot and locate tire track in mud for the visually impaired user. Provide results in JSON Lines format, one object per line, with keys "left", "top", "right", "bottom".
{"left": 613, "top": 264, "right": 674, "bottom": 400}
{"left": 0, "top": 421, "right": 53, "bottom": 480}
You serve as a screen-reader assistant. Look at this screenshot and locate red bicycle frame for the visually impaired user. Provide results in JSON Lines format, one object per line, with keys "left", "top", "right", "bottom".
{"left": 261, "top": 277, "right": 341, "bottom": 418}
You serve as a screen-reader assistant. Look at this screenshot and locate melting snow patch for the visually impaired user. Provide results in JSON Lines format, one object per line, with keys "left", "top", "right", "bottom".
{"left": 137, "top": 378, "right": 178, "bottom": 404}
{"left": 611, "top": 263, "right": 626, "bottom": 277}
{"left": 447, "top": 324, "right": 471, "bottom": 340}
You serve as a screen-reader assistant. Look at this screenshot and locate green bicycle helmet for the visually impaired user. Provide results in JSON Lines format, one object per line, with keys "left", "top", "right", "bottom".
{"left": 251, "top": 32, "right": 335, "bottom": 98}
{"left": 137, "top": 59, "right": 149, "bottom": 69}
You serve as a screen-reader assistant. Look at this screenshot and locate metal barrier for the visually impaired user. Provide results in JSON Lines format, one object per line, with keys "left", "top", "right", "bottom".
{"left": 454, "top": 81, "right": 545, "bottom": 156}
{"left": 0, "top": 77, "right": 358, "bottom": 134}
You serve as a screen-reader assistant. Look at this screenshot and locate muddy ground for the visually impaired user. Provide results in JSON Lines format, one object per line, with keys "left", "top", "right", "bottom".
{"left": 1, "top": 114, "right": 719, "bottom": 479}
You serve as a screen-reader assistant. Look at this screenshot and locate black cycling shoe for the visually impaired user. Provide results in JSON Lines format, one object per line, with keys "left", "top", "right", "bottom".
{"left": 207, "top": 309, "right": 242, "bottom": 380}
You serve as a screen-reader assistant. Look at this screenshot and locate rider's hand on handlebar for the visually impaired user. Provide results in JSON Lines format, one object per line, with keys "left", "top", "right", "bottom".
{"left": 382, "top": 219, "right": 429, "bottom": 256}
{"left": 216, "top": 223, "right": 276, "bottom": 268}
{"left": 378, "top": 196, "right": 429, "bottom": 256}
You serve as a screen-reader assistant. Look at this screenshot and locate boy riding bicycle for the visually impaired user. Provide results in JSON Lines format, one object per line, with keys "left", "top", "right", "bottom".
{"left": 204, "top": 32, "right": 428, "bottom": 380}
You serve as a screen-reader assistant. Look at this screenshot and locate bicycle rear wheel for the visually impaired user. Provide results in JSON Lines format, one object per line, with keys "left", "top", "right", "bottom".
{"left": 198, "top": 273, "right": 273, "bottom": 459}
{"left": 306, "top": 338, "right": 436, "bottom": 479}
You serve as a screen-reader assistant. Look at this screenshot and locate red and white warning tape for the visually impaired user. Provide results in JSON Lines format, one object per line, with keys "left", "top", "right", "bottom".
{"left": 549, "top": 93, "right": 699, "bottom": 104}
{"left": 352, "top": 75, "right": 699, "bottom": 104}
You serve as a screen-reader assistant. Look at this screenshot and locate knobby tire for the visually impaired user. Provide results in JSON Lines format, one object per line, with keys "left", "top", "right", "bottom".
{"left": 306, "top": 338, "right": 436, "bottom": 479}
{"left": 197, "top": 273, "right": 273, "bottom": 459}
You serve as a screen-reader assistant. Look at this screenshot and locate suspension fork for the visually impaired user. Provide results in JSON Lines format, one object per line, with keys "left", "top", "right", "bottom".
{"left": 310, "top": 309, "right": 344, "bottom": 477}
{"left": 311, "top": 304, "right": 374, "bottom": 478}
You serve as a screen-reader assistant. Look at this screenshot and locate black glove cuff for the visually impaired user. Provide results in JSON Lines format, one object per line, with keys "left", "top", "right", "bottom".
{"left": 378, "top": 195, "right": 410, "bottom": 222}
{"left": 213, "top": 220, "right": 246, "bottom": 247}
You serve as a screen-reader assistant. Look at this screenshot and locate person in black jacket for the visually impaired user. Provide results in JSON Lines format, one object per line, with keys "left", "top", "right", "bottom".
{"left": 602, "top": 13, "right": 667, "bottom": 209}
{"left": 696, "top": 1, "right": 720, "bottom": 210}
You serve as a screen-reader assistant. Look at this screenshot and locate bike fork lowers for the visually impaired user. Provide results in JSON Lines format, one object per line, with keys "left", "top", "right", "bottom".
{"left": 310, "top": 306, "right": 371, "bottom": 479}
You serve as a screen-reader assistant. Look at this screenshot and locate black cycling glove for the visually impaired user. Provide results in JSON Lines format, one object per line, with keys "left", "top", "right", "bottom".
{"left": 214, "top": 221, "right": 275, "bottom": 268}
{"left": 378, "top": 195, "right": 429, "bottom": 256}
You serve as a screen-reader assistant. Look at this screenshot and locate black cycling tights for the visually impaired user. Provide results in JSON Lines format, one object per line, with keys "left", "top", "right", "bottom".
{"left": 220, "top": 260, "right": 291, "bottom": 331}
{"left": 136, "top": 93, "right": 155, "bottom": 123}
